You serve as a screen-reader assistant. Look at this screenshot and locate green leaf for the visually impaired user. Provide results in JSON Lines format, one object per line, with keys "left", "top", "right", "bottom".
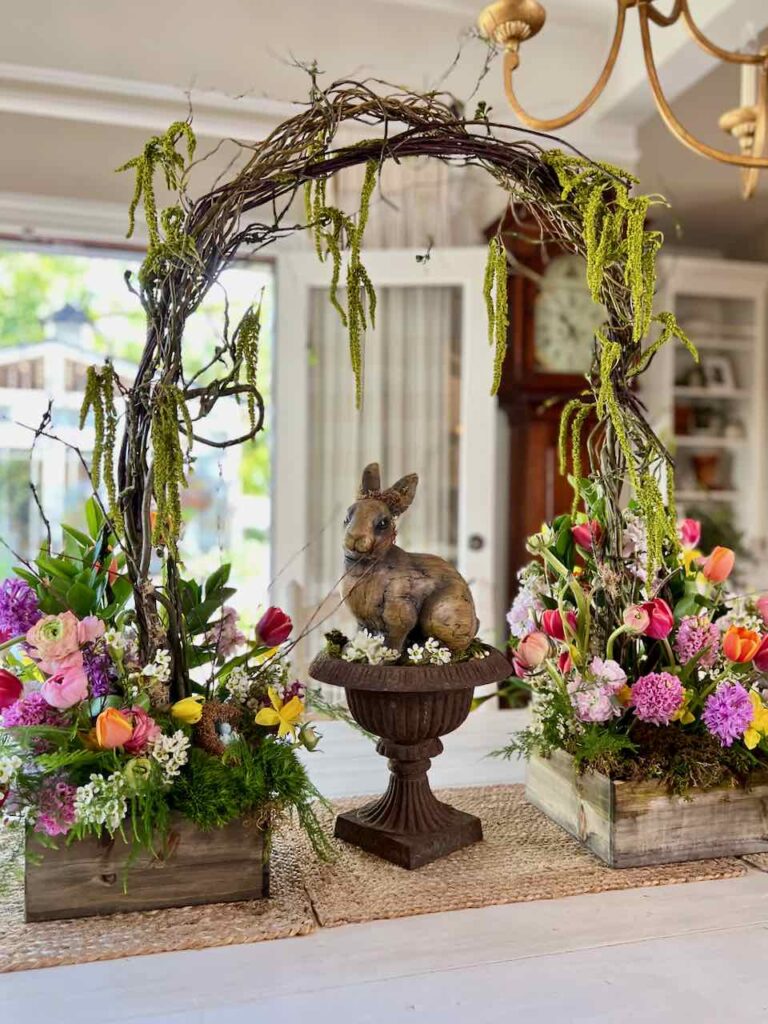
{"left": 66, "top": 581, "right": 97, "bottom": 617}
{"left": 13, "top": 567, "right": 41, "bottom": 587}
{"left": 62, "top": 524, "right": 92, "bottom": 549}
{"left": 84, "top": 498, "right": 105, "bottom": 540}
{"left": 205, "top": 564, "right": 232, "bottom": 597}
{"left": 36, "top": 553, "right": 77, "bottom": 580}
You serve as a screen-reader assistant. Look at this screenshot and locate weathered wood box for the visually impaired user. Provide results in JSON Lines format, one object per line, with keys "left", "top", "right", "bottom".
{"left": 526, "top": 749, "right": 768, "bottom": 867}
{"left": 25, "top": 814, "right": 267, "bottom": 922}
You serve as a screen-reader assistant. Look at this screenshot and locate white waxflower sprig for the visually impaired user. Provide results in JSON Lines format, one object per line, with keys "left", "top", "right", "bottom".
{"left": 342, "top": 629, "right": 400, "bottom": 666}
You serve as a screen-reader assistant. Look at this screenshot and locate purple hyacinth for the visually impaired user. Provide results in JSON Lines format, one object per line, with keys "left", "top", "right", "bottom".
{"left": 1, "top": 691, "right": 64, "bottom": 728}
{"left": 282, "top": 680, "right": 306, "bottom": 702}
{"left": 83, "top": 642, "right": 116, "bottom": 698}
{"left": 0, "top": 578, "right": 41, "bottom": 639}
{"left": 702, "top": 683, "right": 753, "bottom": 747}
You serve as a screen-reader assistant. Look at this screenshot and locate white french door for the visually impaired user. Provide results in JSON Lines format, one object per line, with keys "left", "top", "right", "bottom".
{"left": 272, "top": 248, "right": 504, "bottom": 665}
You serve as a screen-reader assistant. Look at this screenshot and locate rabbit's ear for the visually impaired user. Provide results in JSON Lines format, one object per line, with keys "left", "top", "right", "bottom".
{"left": 388, "top": 473, "right": 418, "bottom": 512}
{"left": 360, "top": 462, "right": 381, "bottom": 494}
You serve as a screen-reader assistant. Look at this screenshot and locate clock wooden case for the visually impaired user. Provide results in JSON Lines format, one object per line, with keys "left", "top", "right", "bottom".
{"left": 489, "top": 207, "right": 603, "bottom": 609}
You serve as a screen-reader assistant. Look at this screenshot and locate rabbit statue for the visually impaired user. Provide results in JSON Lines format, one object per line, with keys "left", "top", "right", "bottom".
{"left": 341, "top": 463, "right": 478, "bottom": 655}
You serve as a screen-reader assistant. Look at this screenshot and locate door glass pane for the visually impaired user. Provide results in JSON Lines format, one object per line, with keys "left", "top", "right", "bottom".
{"left": 305, "top": 284, "right": 462, "bottom": 631}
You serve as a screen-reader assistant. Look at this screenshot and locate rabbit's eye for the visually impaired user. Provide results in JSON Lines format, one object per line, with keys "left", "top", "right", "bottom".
{"left": 374, "top": 518, "right": 390, "bottom": 532}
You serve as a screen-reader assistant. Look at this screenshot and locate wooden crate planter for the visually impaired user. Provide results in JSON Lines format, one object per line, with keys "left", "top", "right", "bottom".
{"left": 25, "top": 814, "right": 267, "bottom": 922}
{"left": 526, "top": 749, "right": 768, "bottom": 867}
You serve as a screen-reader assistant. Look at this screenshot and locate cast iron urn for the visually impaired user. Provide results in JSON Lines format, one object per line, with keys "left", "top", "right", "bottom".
{"left": 309, "top": 649, "right": 511, "bottom": 869}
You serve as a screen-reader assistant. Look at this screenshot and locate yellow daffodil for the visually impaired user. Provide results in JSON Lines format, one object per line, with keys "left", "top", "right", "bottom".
{"left": 255, "top": 687, "right": 304, "bottom": 739}
{"left": 254, "top": 646, "right": 280, "bottom": 665}
{"left": 671, "top": 689, "right": 695, "bottom": 725}
{"left": 743, "top": 691, "right": 768, "bottom": 750}
{"left": 681, "top": 548, "right": 702, "bottom": 574}
{"left": 171, "top": 695, "right": 205, "bottom": 724}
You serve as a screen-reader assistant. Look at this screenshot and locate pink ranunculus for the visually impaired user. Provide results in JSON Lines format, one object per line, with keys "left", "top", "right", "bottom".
{"left": 40, "top": 665, "right": 89, "bottom": 710}
{"left": 754, "top": 636, "right": 768, "bottom": 674}
{"left": 623, "top": 604, "right": 651, "bottom": 634}
{"left": 78, "top": 616, "right": 105, "bottom": 645}
{"left": 678, "top": 517, "right": 701, "bottom": 550}
{"left": 256, "top": 606, "right": 292, "bottom": 648}
{"left": 541, "top": 608, "right": 577, "bottom": 641}
{"left": 27, "top": 611, "right": 83, "bottom": 673}
{"left": 0, "top": 669, "right": 22, "bottom": 710}
{"left": 124, "top": 706, "right": 161, "bottom": 755}
{"left": 641, "top": 598, "right": 675, "bottom": 640}
{"left": 756, "top": 595, "right": 768, "bottom": 627}
{"left": 571, "top": 520, "right": 603, "bottom": 550}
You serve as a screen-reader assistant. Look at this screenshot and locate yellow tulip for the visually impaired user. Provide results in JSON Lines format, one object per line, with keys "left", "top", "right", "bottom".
{"left": 744, "top": 691, "right": 768, "bottom": 750}
{"left": 255, "top": 687, "right": 304, "bottom": 739}
{"left": 171, "top": 695, "right": 204, "bottom": 724}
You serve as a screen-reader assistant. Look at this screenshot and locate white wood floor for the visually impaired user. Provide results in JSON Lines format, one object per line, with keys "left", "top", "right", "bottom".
{"left": 4, "top": 707, "right": 768, "bottom": 1024}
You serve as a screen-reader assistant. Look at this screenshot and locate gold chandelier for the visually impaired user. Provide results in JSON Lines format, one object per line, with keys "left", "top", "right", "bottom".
{"left": 477, "top": 0, "right": 768, "bottom": 198}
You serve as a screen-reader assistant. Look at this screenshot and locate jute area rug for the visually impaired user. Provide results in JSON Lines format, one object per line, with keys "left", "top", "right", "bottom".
{"left": 0, "top": 784, "right": 746, "bottom": 972}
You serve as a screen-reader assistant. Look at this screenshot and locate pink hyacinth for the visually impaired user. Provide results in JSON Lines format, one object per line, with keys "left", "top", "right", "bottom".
{"left": 674, "top": 616, "right": 720, "bottom": 670}
{"left": 34, "top": 779, "right": 76, "bottom": 837}
{"left": 630, "top": 671, "right": 684, "bottom": 726}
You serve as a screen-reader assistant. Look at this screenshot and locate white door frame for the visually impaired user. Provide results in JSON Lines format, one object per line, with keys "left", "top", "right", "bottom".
{"left": 272, "top": 247, "right": 502, "bottom": 640}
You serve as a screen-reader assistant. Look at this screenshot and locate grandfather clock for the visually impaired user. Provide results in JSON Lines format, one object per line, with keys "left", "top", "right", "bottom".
{"left": 490, "top": 207, "right": 605, "bottom": 606}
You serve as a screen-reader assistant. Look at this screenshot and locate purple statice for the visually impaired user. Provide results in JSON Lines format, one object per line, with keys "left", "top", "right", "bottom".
{"left": 34, "top": 778, "right": 76, "bottom": 837}
{"left": 0, "top": 578, "right": 41, "bottom": 640}
{"left": 83, "top": 641, "right": 116, "bottom": 698}
{"left": 282, "top": 680, "right": 306, "bottom": 703}
{"left": 674, "top": 616, "right": 720, "bottom": 670}
{"left": 2, "top": 691, "right": 64, "bottom": 728}
{"left": 702, "top": 683, "right": 753, "bottom": 747}
{"left": 630, "top": 672, "right": 684, "bottom": 726}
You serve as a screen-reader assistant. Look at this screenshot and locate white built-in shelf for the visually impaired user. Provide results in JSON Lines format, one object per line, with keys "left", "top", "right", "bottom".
{"left": 674, "top": 436, "right": 747, "bottom": 450}
{"left": 673, "top": 386, "right": 750, "bottom": 400}
{"left": 684, "top": 337, "right": 754, "bottom": 352}
{"left": 677, "top": 489, "right": 739, "bottom": 503}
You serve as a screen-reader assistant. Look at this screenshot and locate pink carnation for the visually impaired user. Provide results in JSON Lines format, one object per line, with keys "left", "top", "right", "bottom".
{"left": 630, "top": 671, "right": 684, "bottom": 725}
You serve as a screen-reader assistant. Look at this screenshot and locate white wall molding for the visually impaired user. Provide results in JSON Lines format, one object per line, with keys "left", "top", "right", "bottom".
{"left": 0, "top": 191, "right": 144, "bottom": 246}
{"left": 0, "top": 63, "right": 301, "bottom": 141}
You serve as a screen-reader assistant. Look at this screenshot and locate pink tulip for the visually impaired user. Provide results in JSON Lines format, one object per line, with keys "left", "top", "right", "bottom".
{"left": 756, "top": 595, "right": 768, "bottom": 627}
{"left": 515, "top": 631, "right": 550, "bottom": 673}
{"left": 754, "top": 636, "right": 768, "bottom": 673}
{"left": 641, "top": 598, "right": 675, "bottom": 640}
{"left": 40, "top": 665, "right": 89, "bottom": 709}
{"left": 572, "top": 521, "right": 603, "bottom": 550}
{"left": 0, "top": 670, "right": 22, "bottom": 710}
{"left": 541, "top": 609, "right": 577, "bottom": 641}
{"left": 678, "top": 518, "right": 701, "bottom": 550}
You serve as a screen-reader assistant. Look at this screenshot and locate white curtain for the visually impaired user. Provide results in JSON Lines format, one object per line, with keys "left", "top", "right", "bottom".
{"left": 305, "top": 284, "right": 461, "bottom": 638}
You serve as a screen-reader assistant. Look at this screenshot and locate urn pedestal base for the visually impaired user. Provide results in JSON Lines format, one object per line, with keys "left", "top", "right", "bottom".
{"left": 309, "top": 647, "right": 511, "bottom": 869}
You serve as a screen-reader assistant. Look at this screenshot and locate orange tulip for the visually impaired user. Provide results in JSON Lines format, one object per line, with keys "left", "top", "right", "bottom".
{"left": 95, "top": 707, "right": 134, "bottom": 749}
{"left": 722, "top": 626, "right": 762, "bottom": 664}
{"left": 700, "top": 546, "right": 735, "bottom": 583}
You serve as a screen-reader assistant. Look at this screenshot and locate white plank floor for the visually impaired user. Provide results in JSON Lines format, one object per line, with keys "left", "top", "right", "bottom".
{"left": 4, "top": 707, "right": 768, "bottom": 1024}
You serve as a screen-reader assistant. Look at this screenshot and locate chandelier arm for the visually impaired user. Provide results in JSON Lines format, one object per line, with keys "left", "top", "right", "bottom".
{"left": 639, "top": 6, "right": 768, "bottom": 169}
{"left": 677, "top": 0, "right": 764, "bottom": 65}
{"left": 501, "top": 0, "right": 628, "bottom": 132}
{"left": 741, "top": 68, "right": 768, "bottom": 198}
{"left": 643, "top": 1, "right": 683, "bottom": 30}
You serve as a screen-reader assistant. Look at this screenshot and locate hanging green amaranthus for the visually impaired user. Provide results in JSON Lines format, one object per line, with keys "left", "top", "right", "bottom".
{"left": 79, "top": 363, "right": 124, "bottom": 536}
{"left": 483, "top": 236, "right": 509, "bottom": 395}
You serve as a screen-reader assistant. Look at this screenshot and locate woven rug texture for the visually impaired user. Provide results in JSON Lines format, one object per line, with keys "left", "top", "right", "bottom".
{"left": 0, "top": 784, "right": 746, "bottom": 972}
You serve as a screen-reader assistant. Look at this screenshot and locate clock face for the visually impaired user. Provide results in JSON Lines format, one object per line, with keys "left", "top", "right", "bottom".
{"left": 533, "top": 256, "right": 606, "bottom": 375}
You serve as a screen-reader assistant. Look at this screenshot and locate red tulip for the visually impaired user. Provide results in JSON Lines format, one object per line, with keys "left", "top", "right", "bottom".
{"left": 256, "top": 606, "right": 292, "bottom": 647}
{"left": 700, "top": 546, "right": 735, "bottom": 584}
{"left": 572, "top": 521, "right": 603, "bottom": 550}
{"left": 678, "top": 518, "right": 701, "bottom": 550}
{"left": 641, "top": 598, "right": 674, "bottom": 640}
{"left": 541, "top": 609, "right": 577, "bottom": 641}
{"left": 754, "top": 635, "right": 768, "bottom": 673}
{"left": 0, "top": 669, "right": 22, "bottom": 710}
{"left": 558, "top": 650, "right": 573, "bottom": 674}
